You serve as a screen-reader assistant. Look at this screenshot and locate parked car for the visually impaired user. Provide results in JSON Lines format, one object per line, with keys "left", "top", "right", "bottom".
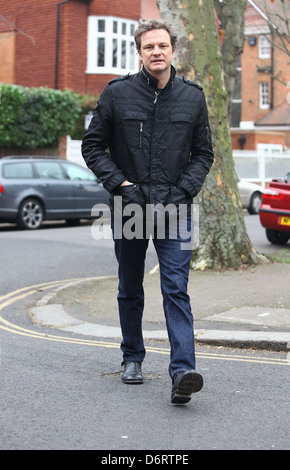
{"left": 259, "top": 177, "right": 290, "bottom": 244}
{"left": 0, "top": 156, "right": 110, "bottom": 229}
{"left": 237, "top": 177, "right": 263, "bottom": 214}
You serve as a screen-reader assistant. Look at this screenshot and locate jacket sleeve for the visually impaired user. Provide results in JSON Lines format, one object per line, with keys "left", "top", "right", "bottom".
{"left": 177, "top": 92, "right": 214, "bottom": 198}
{"left": 81, "top": 85, "right": 126, "bottom": 193}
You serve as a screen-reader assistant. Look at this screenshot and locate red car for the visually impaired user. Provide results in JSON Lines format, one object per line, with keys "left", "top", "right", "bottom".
{"left": 259, "top": 177, "right": 290, "bottom": 244}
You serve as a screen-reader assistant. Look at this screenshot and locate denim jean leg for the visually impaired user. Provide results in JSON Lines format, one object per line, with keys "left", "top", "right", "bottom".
{"left": 153, "top": 217, "right": 195, "bottom": 378}
{"left": 114, "top": 235, "right": 149, "bottom": 363}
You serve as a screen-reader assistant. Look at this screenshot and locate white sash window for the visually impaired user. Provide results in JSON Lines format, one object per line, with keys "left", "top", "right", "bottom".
{"left": 259, "top": 82, "right": 270, "bottom": 109}
{"left": 258, "top": 35, "right": 270, "bottom": 59}
{"left": 86, "top": 16, "right": 139, "bottom": 75}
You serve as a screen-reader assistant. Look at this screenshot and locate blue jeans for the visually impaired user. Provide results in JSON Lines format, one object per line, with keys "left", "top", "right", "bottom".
{"left": 112, "top": 213, "right": 196, "bottom": 379}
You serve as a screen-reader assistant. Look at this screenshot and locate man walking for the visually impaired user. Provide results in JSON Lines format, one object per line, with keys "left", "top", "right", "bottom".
{"left": 82, "top": 19, "right": 214, "bottom": 404}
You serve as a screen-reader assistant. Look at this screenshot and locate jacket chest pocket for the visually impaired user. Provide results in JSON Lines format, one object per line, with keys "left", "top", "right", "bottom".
{"left": 121, "top": 111, "right": 148, "bottom": 149}
{"left": 162, "top": 113, "right": 194, "bottom": 151}
{"left": 169, "top": 113, "right": 194, "bottom": 129}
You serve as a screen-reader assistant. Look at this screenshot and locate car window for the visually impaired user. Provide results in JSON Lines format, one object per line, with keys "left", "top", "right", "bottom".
{"left": 3, "top": 162, "right": 34, "bottom": 178}
{"left": 63, "top": 163, "right": 97, "bottom": 181}
{"left": 34, "top": 162, "right": 65, "bottom": 180}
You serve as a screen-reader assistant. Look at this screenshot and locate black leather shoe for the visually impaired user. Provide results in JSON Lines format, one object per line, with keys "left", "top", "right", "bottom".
{"left": 171, "top": 370, "right": 203, "bottom": 404}
{"left": 122, "top": 362, "right": 143, "bottom": 384}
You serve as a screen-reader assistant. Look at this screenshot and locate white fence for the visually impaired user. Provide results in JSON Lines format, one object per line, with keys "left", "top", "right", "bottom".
{"left": 65, "top": 136, "right": 290, "bottom": 188}
{"left": 66, "top": 136, "right": 85, "bottom": 166}
{"left": 233, "top": 150, "right": 290, "bottom": 188}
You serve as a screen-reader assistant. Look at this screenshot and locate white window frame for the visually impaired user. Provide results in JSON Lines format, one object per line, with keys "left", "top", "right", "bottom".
{"left": 86, "top": 16, "right": 139, "bottom": 75}
{"left": 258, "top": 35, "right": 270, "bottom": 59}
{"left": 259, "top": 82, "right": 270, "bottom": 109}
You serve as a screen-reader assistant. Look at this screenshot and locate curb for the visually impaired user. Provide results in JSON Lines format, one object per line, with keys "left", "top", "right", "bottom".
{"left": 195, "top": 329, "right": 290, "bottom": 352}
{"left": 27, "top": 276, "right": 290, "bottom": 353}
{"left": 30, "top": 303, "right": 290, "bottom": 352}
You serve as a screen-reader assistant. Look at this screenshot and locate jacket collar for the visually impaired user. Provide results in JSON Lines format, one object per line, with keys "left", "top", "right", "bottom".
{"left": 140, "top": 65, "right": 176, "bottom": 91}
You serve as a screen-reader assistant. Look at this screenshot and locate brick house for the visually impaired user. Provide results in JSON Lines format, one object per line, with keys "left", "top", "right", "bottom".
{"left": 0, "top": 0, "right": 289, "bottom": 153}
{"left": 231, "top": 0, "right": 290, "bottom": 152}
{"left": 0, "top": 0, "right": 159, "bottom": 95}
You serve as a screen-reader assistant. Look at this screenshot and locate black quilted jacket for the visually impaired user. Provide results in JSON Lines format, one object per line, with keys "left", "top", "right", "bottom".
{"left": 81, "top": 66, "right": 214, "bottom": 208}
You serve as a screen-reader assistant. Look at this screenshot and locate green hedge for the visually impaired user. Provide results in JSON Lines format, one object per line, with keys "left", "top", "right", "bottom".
{"left": 0, "top": 84, "right": 82, "bottom": 148}
{"left": 69, "top": 93, "right": 99, "bottom": 140}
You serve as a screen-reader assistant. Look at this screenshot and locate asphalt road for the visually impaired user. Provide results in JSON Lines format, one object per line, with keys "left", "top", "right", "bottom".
{"left": 0, "top": 219, "right": 160, "bottom": 296}
{"left": 0, "top": 214, "right": 289, "bottom": 451}
{"left": 0, "top": 213, "right": 286, "bottom": 296}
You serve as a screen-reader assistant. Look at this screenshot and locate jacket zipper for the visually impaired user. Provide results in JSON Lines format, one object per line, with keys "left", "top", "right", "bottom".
{"left": 153, "top": 91, "right": 159, "bottom": 104}
{"left": 139, "top": 121, "right": 143, "bottom": 148}
{"left": 206, "top": 126, "right": 210, "bottom": 144}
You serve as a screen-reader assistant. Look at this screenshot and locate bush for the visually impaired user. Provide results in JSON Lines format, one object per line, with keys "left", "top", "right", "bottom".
{"left": 70, "top": 93, "right": 99, "bottom": 140}
{"left": 0, "top": 84, "right": 82, "bottom": 148}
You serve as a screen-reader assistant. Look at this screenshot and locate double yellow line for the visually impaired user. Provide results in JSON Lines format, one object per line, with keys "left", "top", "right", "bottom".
{"left": 0, "top": 279, "right": 118, "bottom": 347}
{"left": 0, "top": 279, "right": 289, "bottom": 366}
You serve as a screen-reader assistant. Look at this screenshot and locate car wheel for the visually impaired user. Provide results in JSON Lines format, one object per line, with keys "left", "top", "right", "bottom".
{"left": 18, "top": 198, "right": 44, "bottom": 230}
{"left": 248, "top": 191, "right": 262, "bottom": 214}
{"left": 265, "top": 228, "right": 290, "bottom": 245}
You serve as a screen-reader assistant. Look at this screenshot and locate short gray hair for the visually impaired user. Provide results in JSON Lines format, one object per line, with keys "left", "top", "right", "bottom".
{"left": 134, "top": 19, "right": 177, "bottom": 53}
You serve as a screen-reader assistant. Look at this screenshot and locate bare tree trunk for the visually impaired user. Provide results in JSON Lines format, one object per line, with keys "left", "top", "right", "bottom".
{"left": 213, "top": 0, "right": 247, "bottom": 116}
{"left": 157, "top": 0, "right": 267, "bottom": 269}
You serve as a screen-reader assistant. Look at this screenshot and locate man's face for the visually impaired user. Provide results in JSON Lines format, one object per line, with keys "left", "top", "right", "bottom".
{"left": 139, "top": 28, "right": 174, "bottom": 79}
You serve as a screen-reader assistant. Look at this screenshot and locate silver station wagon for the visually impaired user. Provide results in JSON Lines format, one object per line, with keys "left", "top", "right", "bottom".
{"left": 0, "top": 156, "right": 110, "bottom": 229}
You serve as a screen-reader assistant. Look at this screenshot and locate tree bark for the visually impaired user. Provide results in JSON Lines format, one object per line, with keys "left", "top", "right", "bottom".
{"left": 157, "top": 0, "right": 267, "bottom": 269}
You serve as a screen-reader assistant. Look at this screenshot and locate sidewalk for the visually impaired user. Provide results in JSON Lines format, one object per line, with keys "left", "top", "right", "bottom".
{"left": 30, "top": 260, "right": 290, "bottom": 352}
